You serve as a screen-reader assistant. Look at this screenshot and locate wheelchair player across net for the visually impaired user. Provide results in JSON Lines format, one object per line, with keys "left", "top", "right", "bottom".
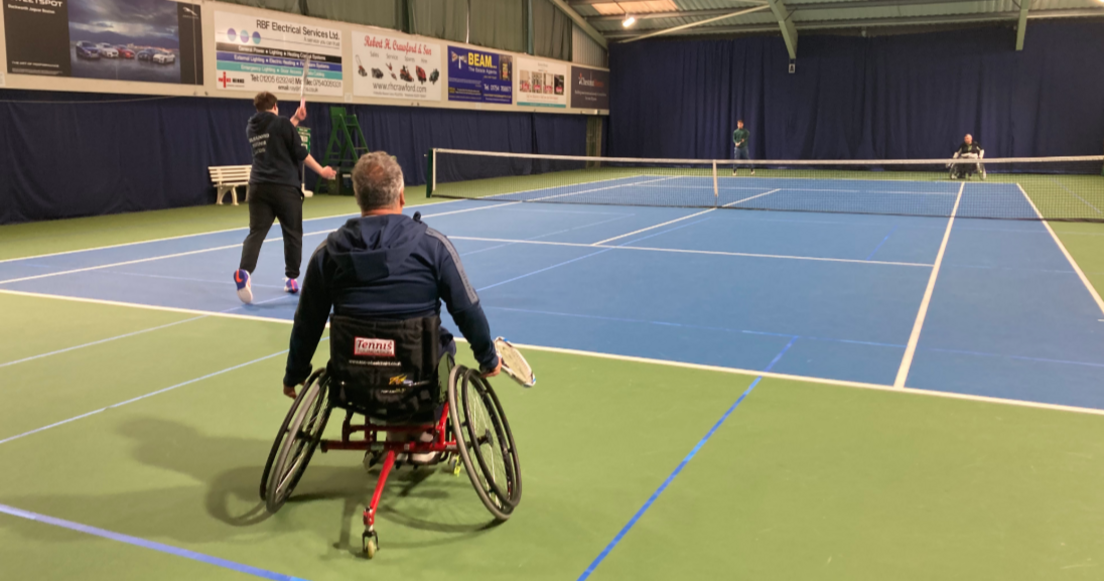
{"left": 259, "top": 315, "right": 533, "bottom": 559}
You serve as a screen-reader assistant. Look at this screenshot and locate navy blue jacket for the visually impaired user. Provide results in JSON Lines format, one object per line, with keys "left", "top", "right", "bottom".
{"left": 284, "top": 213, "right": 497, "bottom": 386}
{"left": 247, "top": 111, "right": 308, "bottom": 188}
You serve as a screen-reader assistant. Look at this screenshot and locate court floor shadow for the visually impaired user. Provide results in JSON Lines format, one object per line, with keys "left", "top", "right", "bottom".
{"left": 0, "top": 416, "right": 499, "bottom": 553}
{"left": 127, "top": 416, "right": 498, "bottom": 550}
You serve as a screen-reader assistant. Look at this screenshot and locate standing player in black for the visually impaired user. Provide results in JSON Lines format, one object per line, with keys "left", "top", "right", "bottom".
{"left": 732, "top": 119, "right": 755, "bottom": 176}
{"left": 234, "top": 91, "right": 337, "bottom": 304}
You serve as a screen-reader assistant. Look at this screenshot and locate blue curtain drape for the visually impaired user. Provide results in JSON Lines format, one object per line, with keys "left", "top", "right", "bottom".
{"left": 0, "top": 90, "right": 588, "bottom": 224}
{"left": 0, "top": 92, "right": 253, "bottom": 225}
{"left": 607, "top": 21, "right": 1104, "bottom": 161}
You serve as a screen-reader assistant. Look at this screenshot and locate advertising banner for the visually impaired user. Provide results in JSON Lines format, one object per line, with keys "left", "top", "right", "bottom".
{"left": 516, "top": 57, "right": 566, "bottom": 108}
{"left": 4, "top": 0, "right": 203, "bottom": 84}
{"left": 447, "top": 45, "right": 512, "bottom": 105}
{"left": 352, "top": 29, "right": 441, "bottom": 101}
{"left": 570, "top": 66, "right": 609, "bottom": 110}
{"left": 214, "top": 11, "right": 343, "bottom": 97}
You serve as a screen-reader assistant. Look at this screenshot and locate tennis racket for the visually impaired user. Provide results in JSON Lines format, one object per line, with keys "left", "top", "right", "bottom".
{"left": 298, "top": 54, "right": 311, "bottom": 110}
{"left": 494, "top": 337, "right": 535, "bottom": 388}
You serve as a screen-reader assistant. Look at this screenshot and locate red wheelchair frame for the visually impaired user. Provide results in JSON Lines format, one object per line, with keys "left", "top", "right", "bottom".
{"left": 322, "top": 402, "right": 456, "bottom": 554}
{"left": 261, "top": 365, "right": 521, "bottom": 559}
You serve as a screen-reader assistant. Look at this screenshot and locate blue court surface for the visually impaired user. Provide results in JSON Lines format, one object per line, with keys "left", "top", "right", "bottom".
{"left": 2, "top": 176, "right": 1103, "bottom": 410}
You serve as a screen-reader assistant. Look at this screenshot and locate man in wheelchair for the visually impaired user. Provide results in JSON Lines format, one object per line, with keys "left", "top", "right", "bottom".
{"left": 281, "top": 151, "right": 500, "bottom": 464}
{"left": 949, "top": 133, "right": 986, "bottom": 180}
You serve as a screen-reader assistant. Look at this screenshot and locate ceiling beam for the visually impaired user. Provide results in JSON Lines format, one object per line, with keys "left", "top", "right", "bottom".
{"left": 586, "top": 0, "right": 983, "bottom": 22}
{"left": 601, "top": 7, "right": 1104, "bottom": 39}
{"left": 787, "top": 0, "right": 982, "bottom": 9}
{"left": 620, "top": 5, "right": 772, "bottom": 43}
{"left": 589, "top": 6, "right": 769, "bottom": 23}
{"left": 549, "top": 0, "right": 609, "bottom": 49}
{"left": 1016, "top": 0, "right": 1030, "bottom": 51}
{"left": 767, "top": 0, "right": 799, "bottom": 58}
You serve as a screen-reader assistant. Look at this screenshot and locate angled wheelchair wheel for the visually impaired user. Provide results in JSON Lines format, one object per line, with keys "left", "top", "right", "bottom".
{"left": 262, "top": 370, "right": 332, "bottom": 513}
{"left": 448, "top": 366, "right": 522, "bottom": 521}
{"left": 259, "top": 369, "right": 322, "bottom": 502}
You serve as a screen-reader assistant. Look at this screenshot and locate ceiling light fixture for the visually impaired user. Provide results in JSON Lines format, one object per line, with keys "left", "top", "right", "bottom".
{"left": 622, "top": 14, "right": 636, "bottom": 27}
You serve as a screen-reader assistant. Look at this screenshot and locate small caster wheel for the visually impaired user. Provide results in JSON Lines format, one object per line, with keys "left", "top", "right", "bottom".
{"left": 362, "top": 530, "right": 379, "bottom": 559}
{"left": 448, "top": 456, "right": 462, "bottom": 476}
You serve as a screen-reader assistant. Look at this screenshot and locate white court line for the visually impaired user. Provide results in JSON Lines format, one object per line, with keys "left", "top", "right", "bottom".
{"left": 0, "top": 198, "right": 472, "bottom": 266}
{"left": 451, "top": 235, "right": 933, "bottom": 267}
{"left": 0, "top": 289, "right": 296, "bottom": 325}
{"left": 0, "top": 292, "right": 294, "bottom": 368}
{"left": 446, "top": 174, "right": 646, "bottom": 205}
{"left": 637, "top": 184, "right": 958, "bottom": 196}
{"left": 592, "top": 188, "right": 785, "bottom": 246}
{"left": 0, "top": 316, "right": 205, "bottom": 368}
{"left": 723, "top": 188, "right": 782, "bottom": 207}
{"left": 419, "top": 201, "right": 519, "bottom": 218}
{"left": 503, "top": 341, "right": 1104, "bottom": 417}
{"left": 893, "top": 181, "right": 964, "bottom": 388}
{"left": 0, "top": 242, "right": 265, "bottom": 285}
{"left": 529, "top": 176, "right": 675, "bottom": 203}
{"left": 593, "top": 208, "right": 716, "bottom": 245}
{"left": 1017, "top": 183, "right": 1104, "bottom": 317}
{"left": 0, "top": 201, "right": 519, "bottom": 286}
{"left": 1047, "top": 178, "right": 1104, "bottom": 215}
{"left": 0, "top": 349, "right": 292, "bottom": 446}
{"left": 2, "top": 287, "right": 1101, "bottom": 418}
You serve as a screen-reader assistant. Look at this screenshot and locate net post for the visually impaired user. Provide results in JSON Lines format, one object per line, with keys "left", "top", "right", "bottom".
{"left": 425, "top": 149, "right": 436, "bottom": 198}
{"left": 712, "top": 160, "right": 719, "bottom": 205}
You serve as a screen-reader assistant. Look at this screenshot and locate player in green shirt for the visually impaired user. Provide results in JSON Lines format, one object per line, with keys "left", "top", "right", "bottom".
{"left": 732, "top": 120, "right": 754, "bottom": 175}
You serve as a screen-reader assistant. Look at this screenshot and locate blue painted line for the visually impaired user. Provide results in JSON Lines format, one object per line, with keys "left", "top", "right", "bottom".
{"left": 866, "top": 225, "right": 898, "bottom": 261}
{"left": 477, "top": 249, "right": 615, "bottom": 292}
{"left": 577, "top": 336, "right": 798, "bottom": 581}
{"left": 461, "top": 213, "right": 635, "bottom": 258}
{"left": 0, "top": 503, "right": 307, "bottom": 581}
{"left": 477, "top": 215, "right": 717, "bottom": 292}
{"left": 926, "top": 346, "right": 1104, "bottom": 369}
{"left": 484, "top": 305, "right": 905, "bottom": 349}
{"left": 942, "top": 263, "right": 1075, "bottom": 275}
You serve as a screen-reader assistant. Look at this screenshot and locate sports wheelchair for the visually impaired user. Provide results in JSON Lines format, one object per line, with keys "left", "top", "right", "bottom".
{"left": 259, "top": 315, "right": 521, "bottom": 559}
{"left": 948, "top": 150, "right": 986, "bottom": 180}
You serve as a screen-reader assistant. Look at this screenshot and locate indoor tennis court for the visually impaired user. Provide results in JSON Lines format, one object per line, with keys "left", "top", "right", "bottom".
{"left": 4, "top": 1, "right": 1104, "bottom": 580}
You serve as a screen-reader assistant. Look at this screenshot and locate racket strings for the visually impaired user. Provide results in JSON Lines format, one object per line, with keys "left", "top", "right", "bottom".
{"left": 495, "top": 338, "right": 535, "bottom": 387}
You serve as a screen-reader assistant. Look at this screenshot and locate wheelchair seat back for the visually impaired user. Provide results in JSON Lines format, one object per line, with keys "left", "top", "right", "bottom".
{"left": 328, "top": 315, "right": 447, "bottom": 421}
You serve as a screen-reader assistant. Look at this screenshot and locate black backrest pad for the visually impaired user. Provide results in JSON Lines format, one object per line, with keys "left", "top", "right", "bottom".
{"left": 328, "top": 315, "right": 441, "bottom": 415}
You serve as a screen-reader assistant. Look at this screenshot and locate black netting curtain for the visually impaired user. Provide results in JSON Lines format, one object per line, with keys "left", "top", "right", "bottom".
{"left": 217, "top": 0, "right": 570, "bottom": 59}
{"left": 408, "top": 0, "right": 525, "bottom": 53}
{"left": 532, "top": 0, "right": 571, "bottom": 61}
{"left": 409, "top": 0, "right": 468, "bottom": 43}
{"left": 303, "top": 0, "right": 401, "bottom": 28}
{"left": 608, "top": 21, "right": 1104, "bottom": 161}
{"left": 0, "top": 90, "right": 589, "bottom": 225}
{"left": 215, "top": 0, "right": 302, "bottom": 14}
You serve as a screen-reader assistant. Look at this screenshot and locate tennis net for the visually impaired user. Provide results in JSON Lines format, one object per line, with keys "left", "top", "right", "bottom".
{"left": 426, "top": 149, "right": 1104, "bottom": 221}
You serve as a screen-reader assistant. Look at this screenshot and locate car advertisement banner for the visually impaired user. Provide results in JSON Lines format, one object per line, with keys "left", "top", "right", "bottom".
{"left": 447, "top": 45, "right": 512, "bottom": 105}
{"left": 4, "top": 0, "right": 203, "bottom": 84}
{"left": 516, "top": 57, "right": 565, "bottom": 108}
{"left": 213, "top": 11, "right": 343, "bottom": 97}
{"left": 352, "top": 29, "right": 441, "bottom": 101}
{"left": 570, "top": 66, "right": 609, "bottom": 110}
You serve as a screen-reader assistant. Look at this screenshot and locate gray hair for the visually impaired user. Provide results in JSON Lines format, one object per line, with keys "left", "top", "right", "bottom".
{"left": 352, "top": 151, "right": 404, "bottom": 211}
